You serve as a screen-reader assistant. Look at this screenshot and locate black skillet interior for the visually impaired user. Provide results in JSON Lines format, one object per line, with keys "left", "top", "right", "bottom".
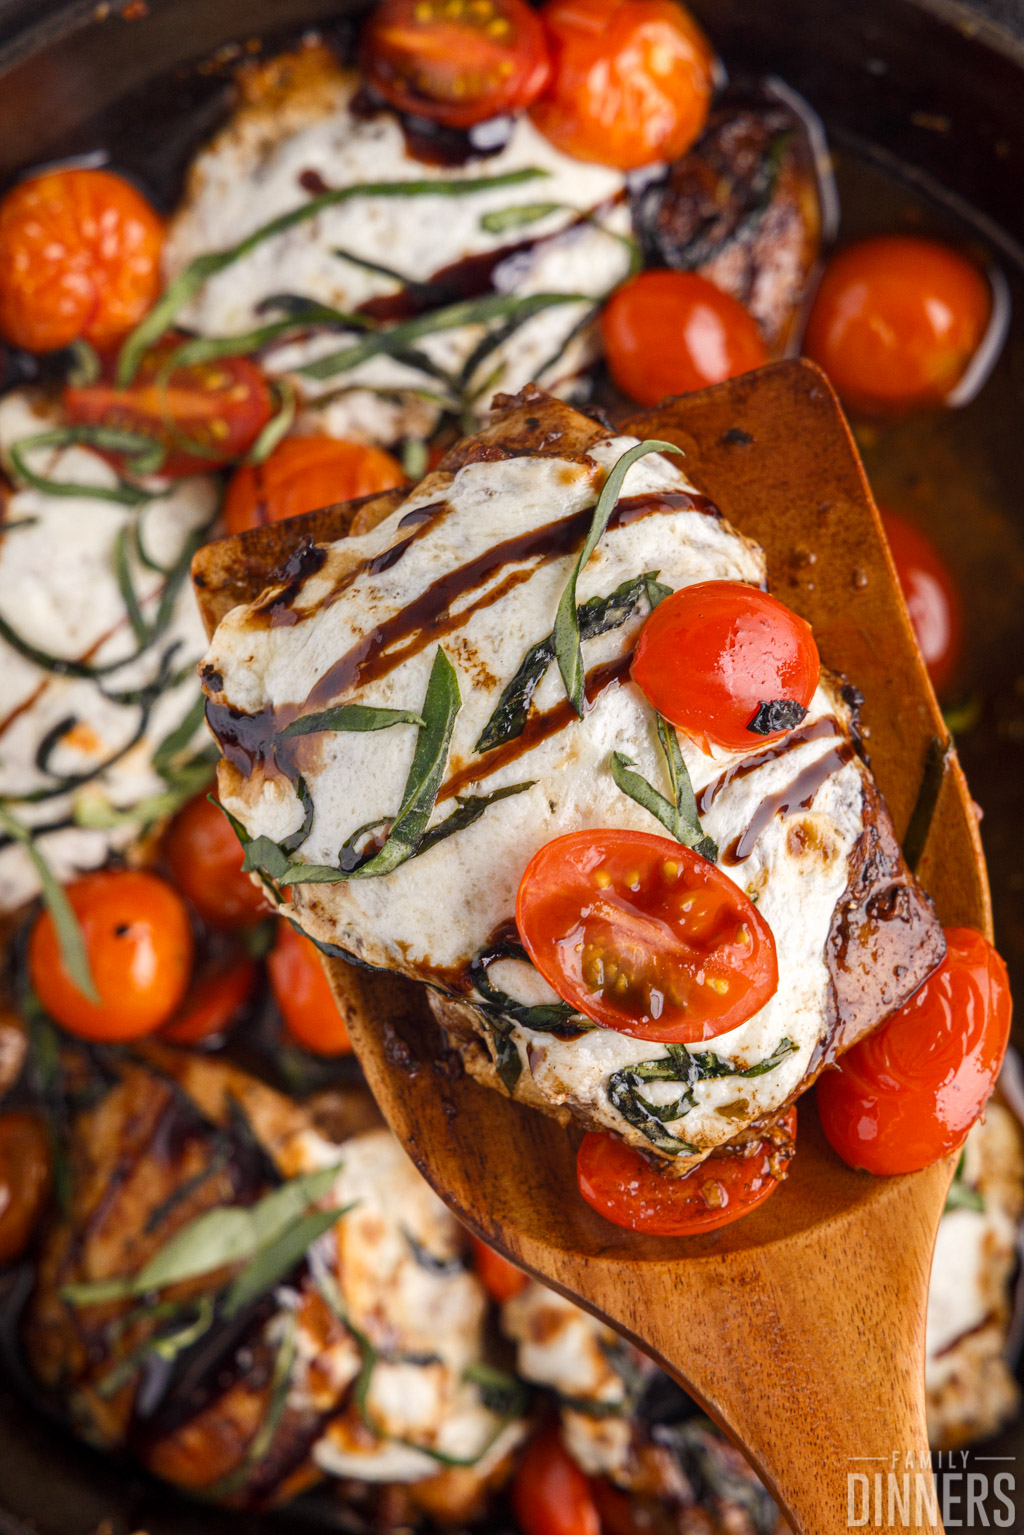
{"left": 1, "top": 0, "right": 1024, "bottom": 1530}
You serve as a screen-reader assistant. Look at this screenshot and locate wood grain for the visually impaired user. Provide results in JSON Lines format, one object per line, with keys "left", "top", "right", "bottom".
{"left": 193, "top": 360, "right": 988, "bottom": 1534}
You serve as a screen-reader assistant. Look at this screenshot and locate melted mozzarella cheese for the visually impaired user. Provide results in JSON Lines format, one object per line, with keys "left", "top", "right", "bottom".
{"left": 206, "top": 435, "right": 869, "bottom": 1164}
{"left": 0, "top": 392, "right": 217, "bottom": 910}
{"left": 165, "top": 48, "right": 631, "bottom": 445}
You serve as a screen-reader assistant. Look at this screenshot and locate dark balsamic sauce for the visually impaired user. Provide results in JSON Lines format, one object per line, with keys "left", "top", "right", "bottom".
{"left": 254, "top": 537, "right": 328, "bottom": 628}
{"left": 350, "top": 86, "right": 514, "bottom": 168}
{"left": 722, "top": 740, "right": 854, "bottom": 865}
{"left": 697, "top": 716, "right": 840, "bottom": 815}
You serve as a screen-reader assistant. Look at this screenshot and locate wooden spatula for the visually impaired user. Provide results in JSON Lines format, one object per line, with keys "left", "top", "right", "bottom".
{"left": 193, "top": 360, "right": 988, "bottom": 1535}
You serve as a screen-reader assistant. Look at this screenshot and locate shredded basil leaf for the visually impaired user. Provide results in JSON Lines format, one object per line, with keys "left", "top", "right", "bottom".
{"left": 223, "top": 1205, "right": 346, "bottom": 1319}
{"left": 6, "top": 427, "right": 166, "bottom": 506}
{"left": 245, "top": 379, "right": 297, "bottom": 466}
{"left": 554, "top": 440, "right": 683, "bottom": 715}
{"left": 279, "top": 703, "right": 426, "bottom": 737}
{"left": 611, "top": 714, "right": 717, "bottom": 862}
{"left": 205, "top": 1313, "right": 298, "bottom": 1499}
{"left": 480, "top": 201, "right": 565, "bottom": 234}
{"left": 0, "top": 805, "right": 98, "bottom": 1002}
{"left": 469, "top": 933, "right": 592, "bottom": 1037}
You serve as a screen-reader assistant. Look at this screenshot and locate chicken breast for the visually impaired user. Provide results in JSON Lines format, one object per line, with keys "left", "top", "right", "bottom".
{"left": 201, "top": 391, "right": 943, "bottom": 1168}
{"left": 164, "top": 42, "right": 632, "bottom": 448}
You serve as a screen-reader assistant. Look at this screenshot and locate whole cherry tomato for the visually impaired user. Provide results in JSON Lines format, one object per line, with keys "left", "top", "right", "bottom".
{"left": 601, "top": 270, "right": 768, "bottom": 406}
{"left": 160, "top": 958, "right": 257, "bottom": 1046}
{"left": 64, "top": 338, "right": 274, "bottom": 478}
{"left": 471, "top": 1235, "right": 529, "bottom": 1302}
{"left": 29, "top": 870, "right": 194, "bottom": 1042}
{"left": 0, "top": 1110, "right": 52, "bottom": 1265}
{"left": 512, "top": 1427, "right": 601, "bottom": 1535}
{"left": 165, "top": 791, "right": 268, "bottom": 930}
{"left": 577, "top": 1108, "right": 796, "bottom": 1235}
{"left": 817, "top": 928, "right": 1010, "bottom": 1176}
{"left": 632, "top": 580, "right": 820, "bottom": 753}
{"left": 0, "top": 168, "right": 163, "bottom": 354}
{"left": 803, "top": 235, "right": 992, "bottom": 414}
{"left": 516, "top": 831, "right": 778, "bottom": 1043}
{"left": 223, "top": 434, "right": 406, "bottom": 535}
{"left": 531, "top": 0, "right": 714, "bottom": 170}
{"left": 880, "top": 510, "right": 963, "bottom": 696}
{"left": 362, "top": 0, "right": 550, "bottom": 127}
{"left": 268, "top": 922, "right": 354, "bottom": 1056}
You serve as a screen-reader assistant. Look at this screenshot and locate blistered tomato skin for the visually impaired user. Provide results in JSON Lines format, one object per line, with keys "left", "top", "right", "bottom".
{"left": 0, "top": 169, "right": 163, "bottom": 354}
{"left": 362, "top": 0, "right": 551, "bottom": 128}
{"left": 803, "top": 235, "right": 992, "bottom": 414}
{"left": 516, "top": 830, "right": 778, "bottom": 1043}
{"left": 531, "top": 0, "right": 714, "bottom": 171}
{"left": 632, "top": 581, "right": 820, "bottom": 753}
{"left": 880, "top": 510, "right": 963, "bottom": 696}
{"left": 224, "top": 435, "right": 406, "bottom": 535}
{"left": 601, "top": 270, "right": 768, "bottom": 406}
{"left": 28, "top": 871, "right": 194, "bottom": 1042}
{"left": 576, "top": 1107, "right": 796, "bottom": 1234}
{"left": 817, "top": 928, "right": 1010, "bottom": 1176}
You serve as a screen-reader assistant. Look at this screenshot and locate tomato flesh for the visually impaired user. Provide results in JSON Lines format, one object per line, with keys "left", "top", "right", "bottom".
{"left": 471, "top": 1235, "right": 530, "bottom": 1302}
{"left": 224, "top": 434, "right": 406, "bottom": 535}
{"left": 516, "top": 831, "right": 777, "bottom": 1043}
{"left": 165, "top": 791, "right": 269, "bottom": 930}
{"left": 880, "top": 510, "right": 963, "bottom": 696}
{"left": 161, "top": 958, "right": 257, "bottom": 1046}
{"left": 601, "top": 270, "right": 768, "bottom": 407}
{"left": 29, "top": 870, "right": 194, "bottom": 1042}
{"left": 64, "top": 339, "right": 275, "bottom": 478}
{"left": 268, "top": 921, "right": 354, "bottom": 1056}
{"left": 362, "top": 0, "right": 550, "bottom": 128}
{"left": 0, "top": 168, "right": 163, "bottom": 354}
{"left": 817, "top": 928, "right": 1010, "bottom": 1176}
{"left": 0, "top": 1111, "right": 52, "bottom": 1265}
{"left": 632, "top": 580, "right": 820, "bottom": 753}
{"left": 531, "top": 0, "right": 714, "bottom": 170}
{"left": 512, "top": 1427, "right": 601, "bottom": 1535}
{"left": 803, "top": 235, "right": 992, "bottom": 414}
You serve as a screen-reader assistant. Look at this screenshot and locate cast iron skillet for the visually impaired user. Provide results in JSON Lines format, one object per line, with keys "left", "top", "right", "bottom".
{"left": 0, "top": 2, "right": 1023, "bottom": 1532}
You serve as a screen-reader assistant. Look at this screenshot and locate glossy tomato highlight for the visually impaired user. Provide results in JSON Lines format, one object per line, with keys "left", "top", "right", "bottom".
{"left": 516, "top": 831, "right": 777, "bottom": 1043}
{"left": 880, "top": 510, "right": 963, "bottom": 696}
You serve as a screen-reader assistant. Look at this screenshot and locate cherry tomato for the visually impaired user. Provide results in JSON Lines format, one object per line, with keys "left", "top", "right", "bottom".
{"left": 0, "top": 1111, "right": 52, "bottom": 1265}
{"left": 0, "top": 168, "right": 163, "bottom": 355}
{"left": 268, "top": 922, "right": 354, "bottom": 1056}
{"left": 601, "top": 270, "right": 768, "bottom": 406}
{"left": 160, "top": 958, "right": 257, "bottom": 1046}
{"left": 164, "top": 791, "right": 268, "bottom": 930}
{"left": 803, "top": 235, "right": 992, "bottom": 414}
{"left": 817, "top": 928, "right": 1010, "bottom": 1177}
{"left": 589, "top": 1478, "right": 648, "bottom": 1535}
{"left": 64, "top": 338, "right": 274, "bottom": 478}
{"left": 471, "top": 1235, "right": 529, "bottom": 1302}
{"left": 577, "top": 1108, "right": 796, "bottom": 1235}
{"left": 632, "top": 580, "right": 820, "bottom": 753}
{"left": 512, "top": 1428, "right": 601, "bottom": 1535}
{"left": 531, "top": 0, "right": 714, "bottom": 170}
{"left": 362, "top": 0, "right": 550, "bottom": 127}
{"left": 516, "top": 831, "right": 777, "bottom": 1044}
{"left": 28, "top": 870, "right": 194, "bottom": 1042}
{"left": 880, "top": 510, "right": 963, "bottom": 696}
{"left": 223, "top": 434, "right": 406, "bottom": 535}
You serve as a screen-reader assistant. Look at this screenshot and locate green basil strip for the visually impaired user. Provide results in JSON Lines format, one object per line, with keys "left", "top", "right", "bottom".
{"left": 944, "top": 1150, "right": 984, "bottom": 1214}
{"left": 413, "top": 781, "right": 535, "bottom": 858}
{"left": 245, "top": 379, "right": 298, "bottom": 466}
{"left": 67, "top": 338, "right": 102, "bottom": 387}
{"left": 205, "top": 1313, "right": 298, "bottom": 1500}
{"left": 463, "top": 1360, "right": 528, "bottom": 1417}
{"left": 151, "top": 692, "right": 208, "bottom": 778}
{"left": 554, "top": 440, "right": 683, "bottom": 715}
{"left": 116, "top": 168, "right": 550, "bottom": 384}
{"left": 611, "top": 715, "right": 717, "bottom": 862}
{"left": 112, "top": 525, "right": 151, "bottom": 645}
{"left": 279, "top": 703, "right": 426, "bottom": 737}
{"left": 476, "top": 571, "right": 672, "bottom": 753}
{"left": 95, "top": 1296, "right": 216, "bottom": 1399}
{"left": 297, "top": 290, "right": 588, "bottom": 382}
{"left": 0, "top": 806, "right": 98, "bottom": 1002}
{"left": 469, "top": 934, "right": 592, "bottom": 1037}
{"left": 222, "top": 1205, "right": 347, "bottom": 1319}
{"left": 7, "top": 427, "right": 166, "bottom": 506}
{"left": 480, "top": 201, "right": 566, "bottom": 235}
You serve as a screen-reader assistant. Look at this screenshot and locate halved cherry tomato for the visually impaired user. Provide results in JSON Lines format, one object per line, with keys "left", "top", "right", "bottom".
{"left": 28, "top": 870, "right": 194, "bottom": 1042}
{"left": 531, "top": 0, "right": 714, "bottom": 170}
{"left": 577, "top": 1107, "right": 796, "bottom": 1235}
{"left": 268, "top": 922, "right": 354, "bottom": 1056}
{"left": 164, "top": 791, "right": 268, "bottom": 930}
{"left": 362, "top": 0, "right": 550, "bottom": 128}
{"left": 632, "top": 581, "right": 820, "bottom": 753}
{"left": 471, "top": 1235, "right": 529, "bottom": 1302}
{"left": 817, "top": 928, "right": 1010, "bottom": 1176}
{"left": 601, "top": 270, "right": 768, "bottom": 406}
{"left": 0, "top": 168, "right": 163, "bottom": 354}
{"left": 223, "top": 434, "right": 406, "bottom": 535}
{"left": 0, "top": 1110, "right": 52, "bottom": 1265}
{"left": 516, "top": 832, "right": 778, "bottom": 1043}
{"left": 160, "top": 958, "right": 257, "bottom": 1046}
{"left": 64, "top": 338, "right": 274, "bottom": 478}
{"left": 512, "top": 1427, "right": 601, "bottom": 1535}
{"left": 803, "top": 235, "right": 992, "bottom": 414}
{"left": 880, "top": 510, "right": 963, "bottom": 696}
